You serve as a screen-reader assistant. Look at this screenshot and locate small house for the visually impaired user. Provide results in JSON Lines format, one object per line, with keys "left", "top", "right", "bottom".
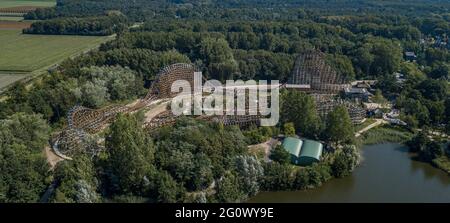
{"left": 344, "top": 87, "right": 372, "bottom": 102}
{"left": 404, "top": 52, "right": 417, "bottom": 61}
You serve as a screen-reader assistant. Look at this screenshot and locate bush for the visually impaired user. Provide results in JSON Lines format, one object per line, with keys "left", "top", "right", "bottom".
{"left": 269, "top": 145, "right": 291, "bottom": 165}
{"left": 261, "top": 162, "right": 293, "bottom": 191}
{"left": 420, "top": 141, "right": 444, "bottom": 161}
{"left": 331, "top": 153, "right": 352, "bottom": 178}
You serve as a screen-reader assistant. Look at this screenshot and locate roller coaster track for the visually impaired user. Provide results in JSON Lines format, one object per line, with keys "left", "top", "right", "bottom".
{"left": 53, "top": 63, "right": 266, "bottom": 160}
{"left": 52, "top": 50, "right": 366, "bottom": 160}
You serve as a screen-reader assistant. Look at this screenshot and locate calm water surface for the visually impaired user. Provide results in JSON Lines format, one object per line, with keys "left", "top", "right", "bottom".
{"left": 249, "top": 143, "right": 450, "bottom": 203}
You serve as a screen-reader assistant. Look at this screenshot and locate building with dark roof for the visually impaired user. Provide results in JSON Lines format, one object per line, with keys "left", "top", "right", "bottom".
{"left": 344, "top": 87, "right": 372, "bottom": 102}
{"left": 404, "top": 52, "right": 417, "bottom": 61}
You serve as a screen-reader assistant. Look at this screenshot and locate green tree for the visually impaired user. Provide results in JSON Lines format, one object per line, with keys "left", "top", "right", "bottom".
{"left": 281, "top": 90, "right": 322, "bottom": 138}
{"left": 216, "top": 171, "right": 244, "bottom": 203}
{"left": 50, "top": 155, "right": 99, "bottom": 203}
{"left": 426, "top": 101, "right": 445, "bottom": 124}
{"left": 445, "top": 97, "right": 450, "bottom": 128}
{"left": 261, "top": 162, "right": 293, "bottom": 190}
{"left": 326, "top": 54, "right": 355, "bottom": 80}
{"left": 200, "top": 37, "right": 238, "bottom": 81}
{"left": 270, "top": 145, "right": 291, "bottom": 165}
{"left": 372, "top": 89, "right": 387, "bottom": 105}
{"left": 331, "top": 152, "right": 350, "bottom": 178}
{"left": 73, "top": 80, "right": 110, "bottom": 108}
{"left": 407, "top": 131, "right": 429, "bottom": 153}
{"left": 369, "top": 38, "right": 402, "bottom": 75}
{"left": 234, "top": 155, "right": 264, "bottom": 196}
{"left": 429, "top": 63, "right": 449, "bottom": 79}
{"left": 0, "top": 113, "right": 50, "bottom": 151}
{"left": 418, "top": 79, "right": 448, "bottom": 101}
{"left": 400, "top": 62, "right": 426, "bottom": 86}
{"left": 325, "top": 105, "right": 354, "bottom": 144}
{"left": 421, "top": 141, "right": 444, "bottom": 161}
{"left": 293, "top": 169, "right": 310, "bottom": 190}
{"left": 0, "top": 113, "right": 50, "bottom": 203}
{"left": 152, "top": 170, "right": 185, "bottom": 203}
{"left": 352, "top": 45, "right": 374, "bottom": 78}
{"left": 81, "top": 66, "right": 145, "bottom": 101}
{"left": 105, "top": 114, "right": 155, "bottom": 195}
{"left": 283, "top": 122, "right": 296, "bottom": 137}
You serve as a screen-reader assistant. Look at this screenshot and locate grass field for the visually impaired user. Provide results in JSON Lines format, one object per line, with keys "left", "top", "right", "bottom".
{"left": 0, "top": 30, "right": 111, "bottom": 72}
{"left": 0, "top": 29, "right": 112, "bottom": 91}
{"left": 0, "top": 0, "right": 55, "bottom": 22}
{"left": 359, "top": 125, "right": 414, "bottom": 145}
{"left": 0, "top": 72, "right": 29, "bottom": 89}
{"left": 0, "top": 0, "right": 55, "bottom": 8}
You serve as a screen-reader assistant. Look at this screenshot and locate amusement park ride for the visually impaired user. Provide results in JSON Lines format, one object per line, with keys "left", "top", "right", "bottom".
{"left": 52, "top": 50, "right": 365, "bottom": 160}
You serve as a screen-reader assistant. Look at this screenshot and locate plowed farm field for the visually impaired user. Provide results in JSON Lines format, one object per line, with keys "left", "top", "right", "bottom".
{"left": 0, "top": 20, "right": 31, "bottom": 29}
{"left": 0, "top": 1, "right": 55, "bottom": 9}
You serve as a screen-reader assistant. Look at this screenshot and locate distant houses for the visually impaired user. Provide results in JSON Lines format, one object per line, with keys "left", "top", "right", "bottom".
{"left": 394, "top": 72, "right": 406, "bottom": 84}
{"left": 344, "top": 86, "right": 372, "bottom": 102}
{"left": 282, "top": 137, "right": 323, "bottom": 166}
{"left": 404, "top": 51, "right": 417, "bottom": 61}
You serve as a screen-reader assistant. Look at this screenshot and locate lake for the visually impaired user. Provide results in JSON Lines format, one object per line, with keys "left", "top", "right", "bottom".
{"left": 249, "top": 143, "right": 450, "bottom": 203}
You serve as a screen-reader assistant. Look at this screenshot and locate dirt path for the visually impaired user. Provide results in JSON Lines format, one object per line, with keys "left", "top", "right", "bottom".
{"left": 45, "top": 146, "right": 64, "bottom": 169}
{"left": 143, "top": 101, "right": 170, "bottom": 123}
{"left": 248, "top": 138, "right": 279, "bottom": 162}
{"left": 355, "top": 119, "right": 387, "bottom": 137}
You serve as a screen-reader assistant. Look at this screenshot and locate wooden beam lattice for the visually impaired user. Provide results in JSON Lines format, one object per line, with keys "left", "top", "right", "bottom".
{"left": 315, "top": 96, "right": 366, "bottom": 124}
{"left": 288, "top": 50, "right": 350, "bottom": 94}
{"left": 54, "top": 63, "right": 197, "bottom": 159}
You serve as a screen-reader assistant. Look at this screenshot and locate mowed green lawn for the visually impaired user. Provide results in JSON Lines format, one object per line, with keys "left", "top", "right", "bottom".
{"left": 0, "top": 0, "right": 55, "bottom": 8}
{"left": 0, "top": 30, "right": 111, "bottom": 72}
{"left": 0, "top": 72, "right": 29, "bottom": 89}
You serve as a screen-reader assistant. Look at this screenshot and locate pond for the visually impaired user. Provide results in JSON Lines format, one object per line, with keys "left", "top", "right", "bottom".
{"left": 249, "top": 143, "right": 450, "bottom": 203}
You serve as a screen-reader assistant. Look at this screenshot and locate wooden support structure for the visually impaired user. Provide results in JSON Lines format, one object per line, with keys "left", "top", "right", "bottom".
{"left": 53, "top": 63, "right": 267, "bottom": 160}
{"left": 288, "top": 50, "right": 350, "bottom": 93}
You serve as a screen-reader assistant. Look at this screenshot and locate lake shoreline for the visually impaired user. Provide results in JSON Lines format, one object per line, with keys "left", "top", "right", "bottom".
{"left": 249, "top": 143, "right": 450, "bottom": 203}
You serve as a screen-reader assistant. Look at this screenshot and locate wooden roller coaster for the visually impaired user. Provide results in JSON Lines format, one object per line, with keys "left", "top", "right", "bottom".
{"left": 53, "top": 50, "right": 367, "bottom": 160}
{"left": 53, "top": 63, "right": 266, "bottom": 160}
{"left": 288, "top": 49, "right": 350, "bottom": 93}
{"left": 288, "top": 50, "right": 365, "bottom": 124}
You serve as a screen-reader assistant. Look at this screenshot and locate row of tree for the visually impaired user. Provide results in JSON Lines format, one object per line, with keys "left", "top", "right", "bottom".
{"left": 23, "top": 14, "right": 128, "bottom": 36}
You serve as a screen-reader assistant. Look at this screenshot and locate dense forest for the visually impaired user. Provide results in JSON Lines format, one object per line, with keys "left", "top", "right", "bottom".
{"left": 0, "top": 0, "right": 448, "bottom": 202}
{"left": 23, "top": 13, "right": 128, "bottom": 36}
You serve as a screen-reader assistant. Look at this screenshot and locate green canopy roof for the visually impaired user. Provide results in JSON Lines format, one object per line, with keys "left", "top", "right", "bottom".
{"left": 282, "top": 137, "right": 302, "bottom": 157}
{"left": 299, "top": 139, "right": 323, "bottom": 161}
{"left": 281, "top": 137, "right": 323, "bottom": 166}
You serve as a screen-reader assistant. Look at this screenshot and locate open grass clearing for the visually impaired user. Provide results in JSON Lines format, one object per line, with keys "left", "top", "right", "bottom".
{"left": 0, "top": 29, "right": 112, "bottom": 72}
{"left": 0, "top": 72, "right": 30, "bottom": 89}
{"left": 0, "top": 29, "right": 113, "bottom": 91}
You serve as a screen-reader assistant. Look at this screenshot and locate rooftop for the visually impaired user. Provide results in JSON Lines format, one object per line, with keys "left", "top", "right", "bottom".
{"left": 282, "top": 137, "right": 323, "bottom": 166}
